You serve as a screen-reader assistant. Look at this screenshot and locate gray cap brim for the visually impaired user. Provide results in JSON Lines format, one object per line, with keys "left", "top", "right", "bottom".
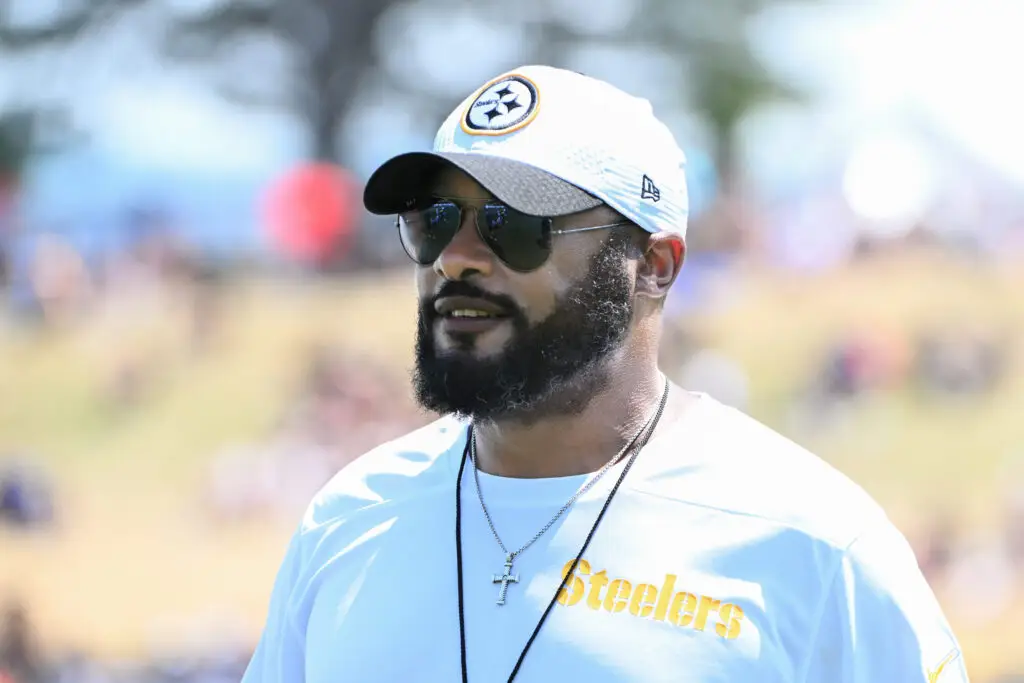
{"left": 362, "top": 151, "right": 603, "bottom": 217}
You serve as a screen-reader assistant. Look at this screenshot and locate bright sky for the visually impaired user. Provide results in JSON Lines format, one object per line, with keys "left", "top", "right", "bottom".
{"left": 756, "top": 0, "right": 1024, "bottom": 184}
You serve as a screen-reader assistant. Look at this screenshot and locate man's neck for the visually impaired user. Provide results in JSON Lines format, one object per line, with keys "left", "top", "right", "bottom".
{"left": 470, "top": 365, "right": 672, "bottom": 478}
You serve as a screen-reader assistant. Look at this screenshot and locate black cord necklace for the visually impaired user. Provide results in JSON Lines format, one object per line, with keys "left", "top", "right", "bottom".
{"left": 455, "top": 377, "right": 670, "bottom": 683}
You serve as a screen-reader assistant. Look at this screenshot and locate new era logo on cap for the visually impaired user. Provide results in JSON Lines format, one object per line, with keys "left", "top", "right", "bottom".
{"left": 641, "top": 175, "right": 661, "bottom": 202}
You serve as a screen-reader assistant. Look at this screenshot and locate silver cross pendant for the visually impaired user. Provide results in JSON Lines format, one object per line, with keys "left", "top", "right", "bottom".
{"left": 492, "top": 554, "right": 520, "bottom": 606}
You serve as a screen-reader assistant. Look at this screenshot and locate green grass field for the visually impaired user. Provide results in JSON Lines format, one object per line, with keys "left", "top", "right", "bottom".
{"left": 1, "top": 251, "right": 1022, "bottom": 678}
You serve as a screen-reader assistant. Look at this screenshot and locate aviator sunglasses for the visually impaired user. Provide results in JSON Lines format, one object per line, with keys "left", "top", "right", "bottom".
{"left": 397, "top": 196, "right": 631, "bottom": 272}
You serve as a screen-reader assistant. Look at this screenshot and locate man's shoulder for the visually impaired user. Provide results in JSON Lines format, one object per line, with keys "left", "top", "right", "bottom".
{"left": 644, "top": 396, "right": 889, "bottom": 549}
{"left": 301, "top": 414, "right": 467, "bottom": 530}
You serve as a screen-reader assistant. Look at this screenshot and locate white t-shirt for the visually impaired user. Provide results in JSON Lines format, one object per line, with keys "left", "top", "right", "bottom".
{"left": 242, "top": 394, "right": 968, "bottom": 682}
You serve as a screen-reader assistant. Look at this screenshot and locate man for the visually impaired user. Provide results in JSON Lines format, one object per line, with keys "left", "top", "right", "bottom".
{"left": 243, "top": 65, "right": 967, "bottom": 682}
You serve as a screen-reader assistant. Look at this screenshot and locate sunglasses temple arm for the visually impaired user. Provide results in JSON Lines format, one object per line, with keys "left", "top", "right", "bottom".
{"left": 551, "top": 221, "right": 633, "bottom": 236}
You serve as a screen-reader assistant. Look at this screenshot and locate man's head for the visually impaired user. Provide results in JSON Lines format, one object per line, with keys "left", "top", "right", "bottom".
{"left": 362, "top": 66, "right": 689, "bottom": 422}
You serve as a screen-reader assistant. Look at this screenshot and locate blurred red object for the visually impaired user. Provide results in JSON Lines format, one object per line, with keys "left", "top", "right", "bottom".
{"left": 261, "top": 163, "right": 360, "bottom": 264}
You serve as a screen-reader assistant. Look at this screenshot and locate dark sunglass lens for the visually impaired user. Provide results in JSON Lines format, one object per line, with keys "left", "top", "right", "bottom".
{"left": 479, "top": 205, "right": 551, "bottom": 271}
{"left": 398, "top": 202, "right": 460, "bottom": 264}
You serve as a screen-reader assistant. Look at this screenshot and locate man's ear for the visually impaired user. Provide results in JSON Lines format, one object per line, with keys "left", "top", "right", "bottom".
{"left": 635, "top": 232, "right": 685, "bottom": 301}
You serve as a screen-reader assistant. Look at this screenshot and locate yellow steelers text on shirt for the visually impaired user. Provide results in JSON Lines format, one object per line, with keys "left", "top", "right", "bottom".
{"left": 556, "top": 559, "right": 745, "bottom": 640}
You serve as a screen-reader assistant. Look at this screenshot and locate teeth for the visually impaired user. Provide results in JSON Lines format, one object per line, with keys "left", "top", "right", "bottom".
{"left": 450, "top": 309, "right": 495, "bottom": 318}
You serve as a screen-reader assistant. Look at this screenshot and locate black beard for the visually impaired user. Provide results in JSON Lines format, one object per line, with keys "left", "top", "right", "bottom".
{"left": 413, "top": 237, "right": 635, "bottom": 423}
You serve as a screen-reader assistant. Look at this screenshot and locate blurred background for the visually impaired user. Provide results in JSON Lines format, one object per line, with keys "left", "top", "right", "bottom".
{"left": 0, "top": 0, "right": 1023, "bottom": 681}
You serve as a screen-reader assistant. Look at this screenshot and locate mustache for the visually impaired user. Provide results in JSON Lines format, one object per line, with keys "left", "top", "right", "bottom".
{"left": 421, "top": 280, "right": 519, "bottom": 318}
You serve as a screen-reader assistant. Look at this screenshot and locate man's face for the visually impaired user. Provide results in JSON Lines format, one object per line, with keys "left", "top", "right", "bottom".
{"left": 413, "top": 168, "right": 639, "bottom": 421}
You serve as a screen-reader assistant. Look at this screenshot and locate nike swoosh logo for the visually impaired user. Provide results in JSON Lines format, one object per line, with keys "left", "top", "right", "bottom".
{"left": 927, "top": 648, "right": 960, "bottom": 683}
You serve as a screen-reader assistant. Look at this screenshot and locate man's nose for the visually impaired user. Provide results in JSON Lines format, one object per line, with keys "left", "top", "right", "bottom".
{"left": 434, "top": 209, "right": 495, "bottom": 281}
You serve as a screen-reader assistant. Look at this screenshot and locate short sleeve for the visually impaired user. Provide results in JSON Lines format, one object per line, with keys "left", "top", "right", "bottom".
{"left": 802, "top": 520, "right": 969, "bottom": 683}
{"left": 242, "top": 529, "right": 307, "bottom": 683}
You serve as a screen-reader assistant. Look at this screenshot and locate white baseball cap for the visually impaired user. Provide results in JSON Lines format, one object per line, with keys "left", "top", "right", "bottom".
{"left": 363, "top": 64, "right": 689, "bottom": 237}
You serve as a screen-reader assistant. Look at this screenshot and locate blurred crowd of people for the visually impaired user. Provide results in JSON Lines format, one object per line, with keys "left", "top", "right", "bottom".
{"left": 0, "top": 456, "right": 54, "bottom": 531}
{"left": 908, "top": 480, "right": 1024, "bottom": 629}
{"left": 203, "top": 342, "right": 428, "bottom": 523}
{"left": 1, "top": 598, "right": 249, "bottom": 683}
{"left": 0, "top": 207, "right": 223, "bottom": 356}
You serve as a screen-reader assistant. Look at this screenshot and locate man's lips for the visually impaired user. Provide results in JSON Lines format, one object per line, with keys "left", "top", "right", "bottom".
{"left": 434, "top": 296, "right": 510, "bottom": 318}
{"left": 433, "top": 296, "right": 512, "bottom": 335}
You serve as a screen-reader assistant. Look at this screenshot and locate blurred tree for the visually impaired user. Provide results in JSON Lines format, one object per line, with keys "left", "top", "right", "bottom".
{"left": 0, "top": 0, "right": 138, "bottom": 47}
{"left": 0, "top": 113, "right": 31, "bottom": 185}
{"left": 628, "top": 1, "right": 810, "bottom": 193}
{"left": 161, "top": 0, "right": 404, "bottom": 163}
{"left": 678, "top": 40, "right": 802, "bottom": 253}
{"left": 610, "top": 0, "right": 813, "bottom": 255}
{"left": 0, "top": 0, "right": 136, "bottom": 181}
{"left": 161, "top": 0, "right": 809, "bottom": 178}
{"left": 0, "top": 108, "right": 84, "bottom": 193}
{"left": 687, "top": 46, "right": 801, "bottom": 194}
{"left": 0, "top": 0, "right": 810, "bottom": 187}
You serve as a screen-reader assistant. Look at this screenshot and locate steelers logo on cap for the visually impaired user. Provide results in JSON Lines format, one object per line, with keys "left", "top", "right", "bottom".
{"left": 461, "top": 74, "right": 539, "bottom": 136}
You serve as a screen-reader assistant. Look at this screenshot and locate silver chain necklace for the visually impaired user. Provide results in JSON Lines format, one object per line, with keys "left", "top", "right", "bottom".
{"left": 469, "top": 412, "right": 651, "bottom": 606}
{"left": 456, "top": 378, "right": 671, "bottom": 683}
